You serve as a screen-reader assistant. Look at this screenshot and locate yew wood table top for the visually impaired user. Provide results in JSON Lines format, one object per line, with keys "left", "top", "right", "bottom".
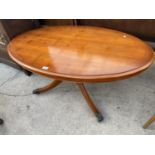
{"left": 7, "top": 26, "right": 154, "bottom": 82}
{"left": 7, "top": 26, "right": 154, "bottom": 122}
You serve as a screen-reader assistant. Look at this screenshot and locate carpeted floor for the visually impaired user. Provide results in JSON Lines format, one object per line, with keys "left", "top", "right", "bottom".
{"left": 0, "top": 63, "right": 155, "bottom": 134}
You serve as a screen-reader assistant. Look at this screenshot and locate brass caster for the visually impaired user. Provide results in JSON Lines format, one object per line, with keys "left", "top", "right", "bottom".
{"left": 0, "top": 118, "right": 4, "bottom": 125}
{"left": 32, "top": 89, "right": 40, "bottom": 94}
{"left": 95, "top": 112, "right": 104, "bottom": 122}
{"left": 23, "top": 69, "right": 32, "bottom": 76}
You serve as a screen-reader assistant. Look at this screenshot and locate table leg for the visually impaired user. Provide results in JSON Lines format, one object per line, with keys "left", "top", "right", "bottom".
{"left": 143, "top": 114, "right": 155, "bottom": 129}
{"left": 77, "top": 83, "right": 104, "bottom": 122}
{"left": 33, "top": 80, "right": 62, "bottom": 94}
{"left": 23, "top": 69, "right": 32, "bottom": 76}
{"left": 0, "top": 118, "right": 4, "bottom": 125}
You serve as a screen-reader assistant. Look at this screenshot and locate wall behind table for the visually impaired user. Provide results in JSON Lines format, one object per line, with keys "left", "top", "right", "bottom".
{"left": 39, "top": 19, "right": 76, "bottom": 26}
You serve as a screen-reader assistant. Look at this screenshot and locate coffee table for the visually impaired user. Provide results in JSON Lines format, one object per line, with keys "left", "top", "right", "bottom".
{"left": 7, "top": 26, "right": 154, "bottom": 122}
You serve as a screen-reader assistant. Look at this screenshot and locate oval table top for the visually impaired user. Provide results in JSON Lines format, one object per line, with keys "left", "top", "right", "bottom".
{"left": 7, "top": 26, "right": 154, "bottom": 83}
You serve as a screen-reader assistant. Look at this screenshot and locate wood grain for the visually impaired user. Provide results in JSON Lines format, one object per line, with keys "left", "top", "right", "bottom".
{"left": 7, "top": 26, "right": 154, "bottom": 83}
{"left": 143, "top": 114, "right": 155, "bottom": 129}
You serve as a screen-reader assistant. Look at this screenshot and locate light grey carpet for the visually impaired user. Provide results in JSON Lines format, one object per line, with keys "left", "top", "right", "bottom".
{"left": 0, "top": 63, "right": 155, "bottom": 135}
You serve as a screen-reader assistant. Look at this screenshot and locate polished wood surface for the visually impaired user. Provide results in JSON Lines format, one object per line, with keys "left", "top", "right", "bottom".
{"left": 7, "top": 26, "right": 154, "bottom": 82}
